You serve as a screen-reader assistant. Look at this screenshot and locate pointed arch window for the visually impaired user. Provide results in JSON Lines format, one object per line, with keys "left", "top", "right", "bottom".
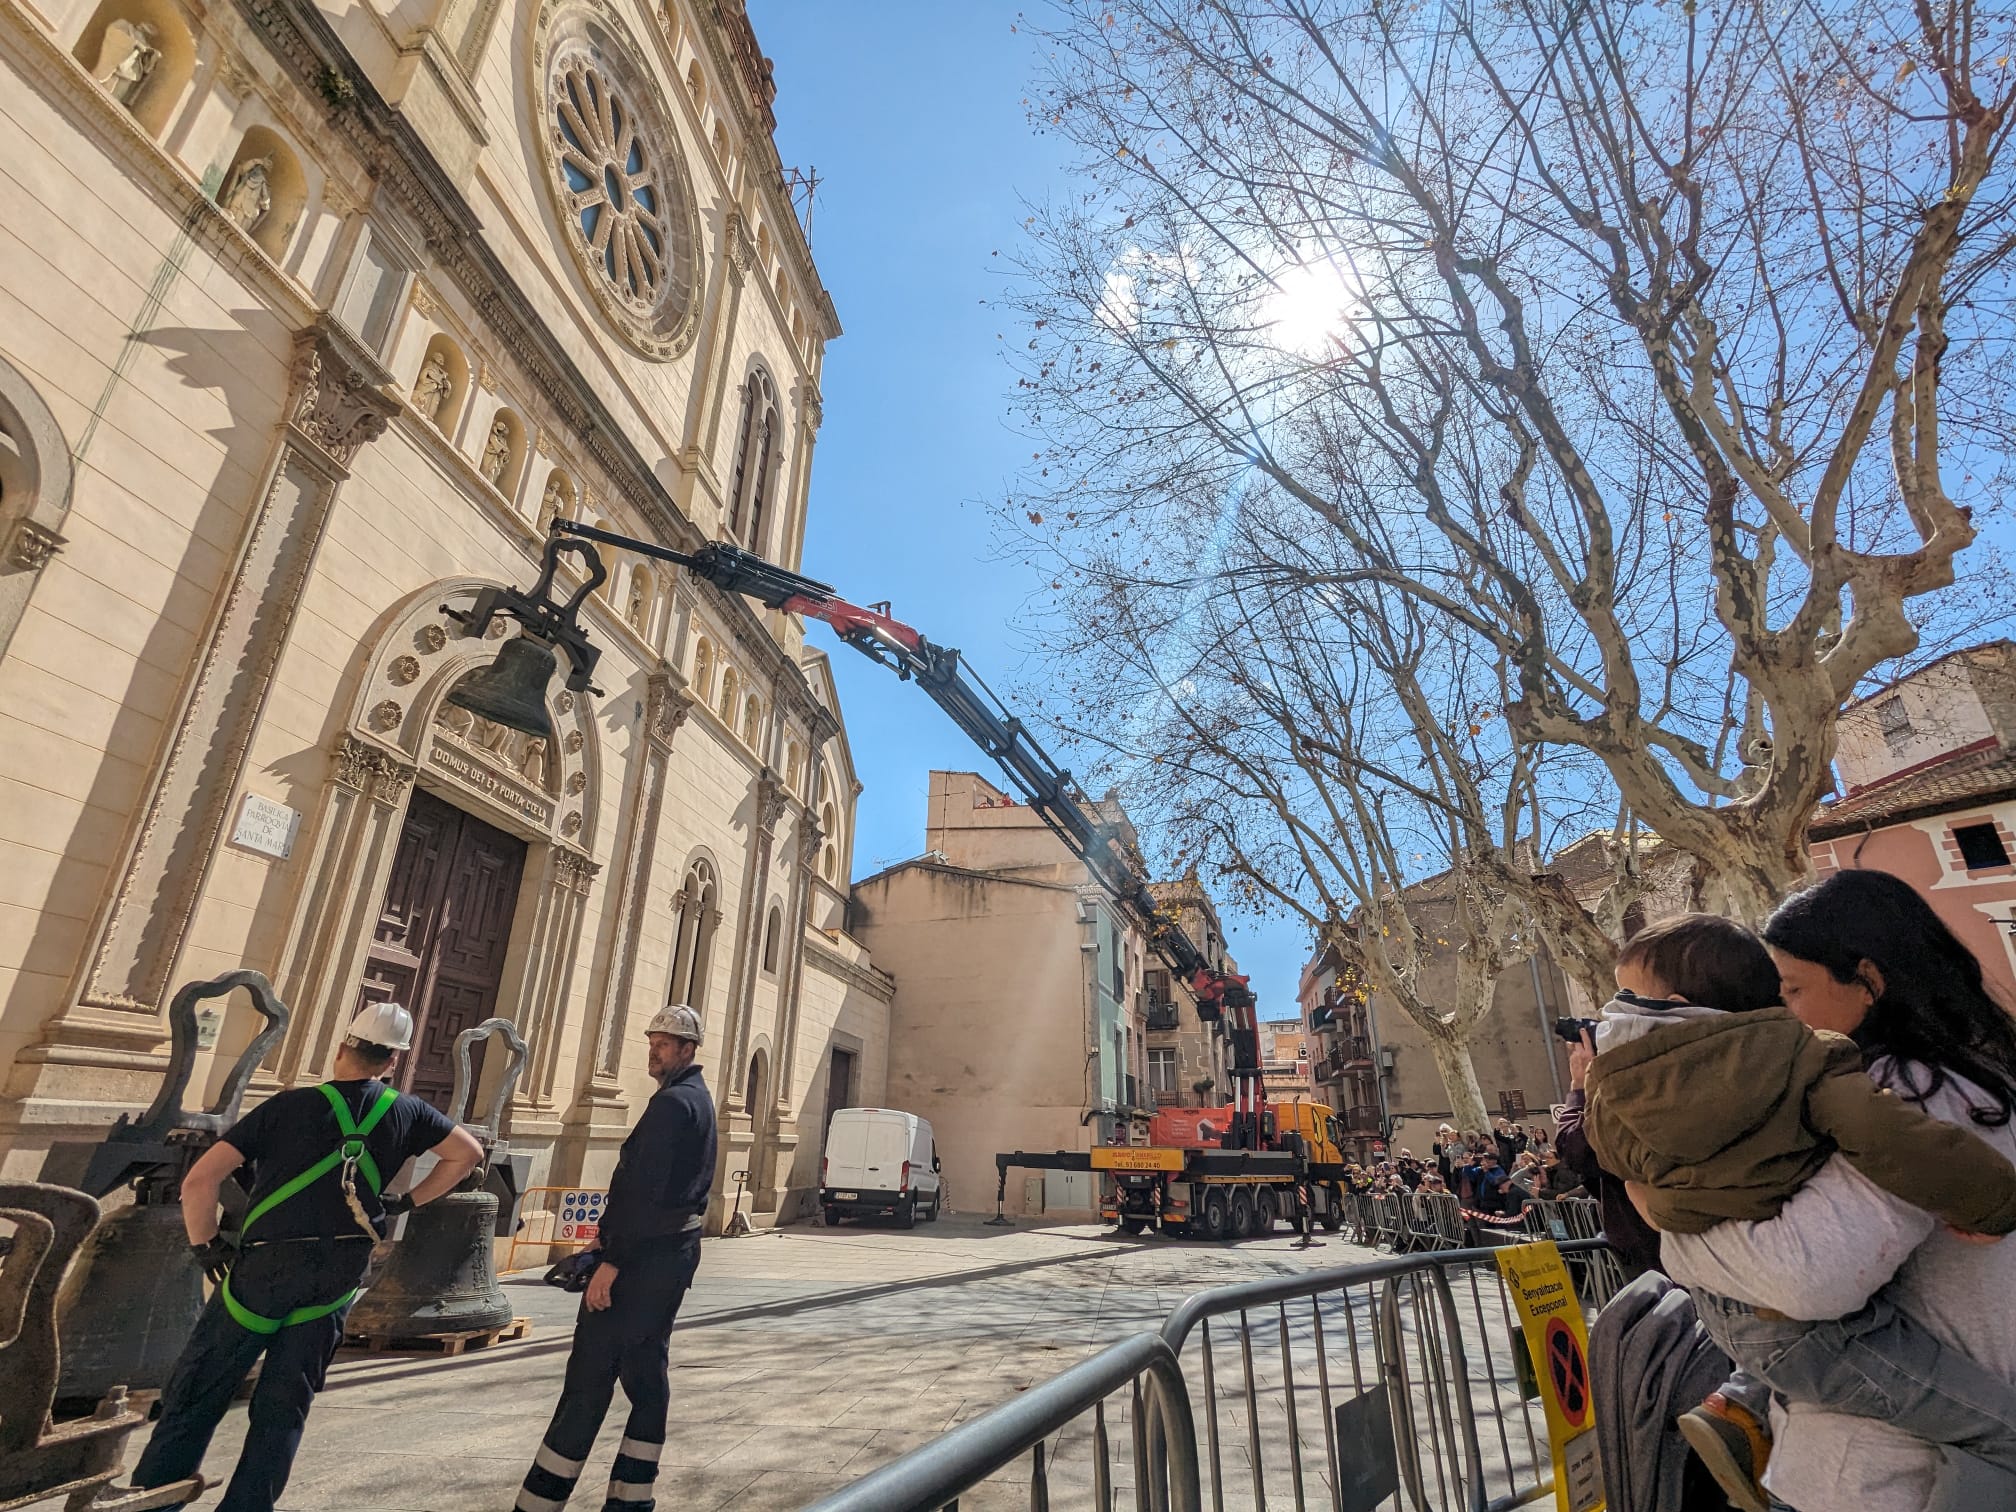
{"left": 669, "top": 859, "right": 720, "bottom": 1010}
{"left": 761, "top": 903, "right": 783, "bottom": 974}
{"left": 726, "top": 369, "right": 780, "bottom": 552}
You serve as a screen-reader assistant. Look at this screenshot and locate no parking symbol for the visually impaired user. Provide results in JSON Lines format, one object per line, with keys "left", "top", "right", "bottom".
{"left": 1497, "top": 1241, "right": 1605, "bottom": 1512}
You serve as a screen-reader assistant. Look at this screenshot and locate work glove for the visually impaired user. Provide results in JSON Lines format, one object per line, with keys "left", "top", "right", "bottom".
{"left": 191, "top": 1236, "right": 236, "bottom": 1285}
{"left": 379, "top": 1192, "right": 414, "bottom": 1219}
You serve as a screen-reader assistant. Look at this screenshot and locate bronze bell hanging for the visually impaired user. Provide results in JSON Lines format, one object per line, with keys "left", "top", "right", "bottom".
{"left": 446, "top": 635, "right": 558, "bottom": 741}
{"left": 346, "top": 1018, "right": 529, "bottom": 1344}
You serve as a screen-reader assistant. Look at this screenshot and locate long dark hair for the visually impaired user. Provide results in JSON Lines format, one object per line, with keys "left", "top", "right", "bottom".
{"left": 1765, "top": 869, "right": 2016, "bottom": 1126}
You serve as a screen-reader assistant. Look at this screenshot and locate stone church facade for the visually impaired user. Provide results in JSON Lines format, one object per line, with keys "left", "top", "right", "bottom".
{"left": 0, "top": 0, "right": 892, "bottom": 1229}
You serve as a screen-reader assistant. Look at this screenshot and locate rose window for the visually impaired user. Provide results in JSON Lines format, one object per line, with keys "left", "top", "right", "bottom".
{"left": 555, "top": 62, "right": 665, "bottom": 308}
{"left": 534, "top": 2, "right": 701, "bottom": 360}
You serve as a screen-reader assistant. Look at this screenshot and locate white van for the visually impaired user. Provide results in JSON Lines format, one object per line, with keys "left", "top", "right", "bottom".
{"left": 820, "top": 1107, "right": 941, "bottom": 1227}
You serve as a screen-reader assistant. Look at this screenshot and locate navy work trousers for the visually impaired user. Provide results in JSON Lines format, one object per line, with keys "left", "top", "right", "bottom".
{"left": 132, "top": 1244, "right": 359, "bottom": 1512}
{"left": 516, "top": 1233, "right": 704, "bottom": 1512}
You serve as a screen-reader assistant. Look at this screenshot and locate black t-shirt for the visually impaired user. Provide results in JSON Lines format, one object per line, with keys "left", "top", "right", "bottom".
{"left": 223, "top": 1080, "right": 458, "bottom": 1243}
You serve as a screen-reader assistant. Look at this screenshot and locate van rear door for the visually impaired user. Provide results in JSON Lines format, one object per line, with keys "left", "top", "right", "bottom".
{"left": 825, "top": 1109, "right": 874, "bottom": 1191}
{"left": 861, "top": 1112, "right": 913, "bottom": 1192}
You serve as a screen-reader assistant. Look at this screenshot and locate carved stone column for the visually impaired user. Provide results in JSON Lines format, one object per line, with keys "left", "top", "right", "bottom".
{"left": 269, "top": 735, "right": 417, "bottom": 1086}
{"left": 519, "top": 847, "right": 600, "bottom": 1113}
{"left": 774, "top": 707, "right": 838, "bottom": 1117}
{"left": 581, "top": 665, "right": 693, "bottom": 1105}
{"left": 55, "top": 318, "right": 399, "bottom": 1066}
{"left": 690, "top": 211, "right": 753, "bottom": 485}
{"left": 722, "top": 767, "right": 787, "bottom": 1092}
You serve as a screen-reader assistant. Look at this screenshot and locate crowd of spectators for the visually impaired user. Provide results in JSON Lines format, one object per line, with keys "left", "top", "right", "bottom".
{"left": 1337, "top": 1117, "right": 1586, "bottom": 1214}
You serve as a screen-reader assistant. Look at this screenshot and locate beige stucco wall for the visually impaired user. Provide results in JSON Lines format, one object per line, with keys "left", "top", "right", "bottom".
{"left": 852, "top": 862, "right": 1099, "bottom": 1218}
{"left": 0, "top": 0, "right": 885, "bottom": 1232}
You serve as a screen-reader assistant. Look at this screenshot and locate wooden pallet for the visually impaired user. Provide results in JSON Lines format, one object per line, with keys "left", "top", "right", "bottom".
{"left": 344, "top": 1315, "right": 531, "bottom": 1357}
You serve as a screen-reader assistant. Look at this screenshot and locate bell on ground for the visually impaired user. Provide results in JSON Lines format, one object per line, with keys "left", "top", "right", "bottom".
{"left": 55, "top": 1199, "right": 205, "bottom": 1411}
{"left": 345, "top": 1190, "right": 512, "bottom": 1340}
{"left": 447, "top": 635, "right": 557, "bottom": 741}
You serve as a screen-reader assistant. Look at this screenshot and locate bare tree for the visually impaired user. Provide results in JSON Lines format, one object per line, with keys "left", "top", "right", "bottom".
{"left": 1046, "top": 537, "right": 1613, "bottom": 1129}
{"left": 1007, "top": 0, "right": 2016, "bottom": 924}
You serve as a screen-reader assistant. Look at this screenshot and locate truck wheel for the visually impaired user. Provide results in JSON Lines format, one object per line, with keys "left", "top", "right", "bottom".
{"left": 1200, "top": 1189, "right": 1232, "bottom": 1241}
{"left": 1229, "top": 1190, "right": 1255, "bottom": 1241}
{"left": 1319, "top": 1184, "right": 1344, "bottom": 1232}
{"left": 1255, "top": 1187, "right": 1279, "bottom": 1235}
{"left": 1120, "top": 1217, "right": 1149, "bottom": 1236}
{"left": 897, "top": 1197, "right": 916, "bottom": 1229}
{"left": 823, "top": 1205, "right": 841, "bottom": 1227}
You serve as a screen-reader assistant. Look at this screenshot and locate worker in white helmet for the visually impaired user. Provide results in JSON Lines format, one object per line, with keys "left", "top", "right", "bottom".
{"left": 129, "top": 1001, "right": 483, "bottom": 1512}
{"left": 516, "top": 1003, "right": 716, "bottom": 1512}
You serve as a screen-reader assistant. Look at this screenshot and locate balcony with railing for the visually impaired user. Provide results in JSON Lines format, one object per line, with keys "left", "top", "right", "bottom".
{"left": 1145, "top": 1001, "right": 1179, "bottom": 1032}
{"left": 1339, "top": 1104, "right": 1382, "bottom": 1134}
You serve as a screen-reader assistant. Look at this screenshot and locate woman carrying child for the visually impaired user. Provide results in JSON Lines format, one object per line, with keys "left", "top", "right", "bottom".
{"left": 1595, "top": 873, "right": 2016, "bottom": 1512}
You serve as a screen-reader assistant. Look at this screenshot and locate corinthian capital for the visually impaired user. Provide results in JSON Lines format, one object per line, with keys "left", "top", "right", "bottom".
{"left": 287, "top": 316, "right": 400, "bottom": 475}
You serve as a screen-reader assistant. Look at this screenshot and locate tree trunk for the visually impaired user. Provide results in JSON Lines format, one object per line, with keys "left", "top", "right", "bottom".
{"left": 1422, "top": 1027, "right": 1491, "bottom": 1133}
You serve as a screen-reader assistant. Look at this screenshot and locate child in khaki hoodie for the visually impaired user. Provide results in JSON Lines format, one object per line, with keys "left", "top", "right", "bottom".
{"left": 1584, "top": 912, "right": 2016, "bottom": 1512}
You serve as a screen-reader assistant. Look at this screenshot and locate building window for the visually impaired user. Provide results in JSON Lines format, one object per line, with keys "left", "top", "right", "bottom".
{"left": 761, "top": 903, "right": 783, "bottom": 973}
{"left": 669, "top": 860, "right": 719, "bottom": 1009}
{"left": 727, "top": 370, "right": 779, "bottom": 550}
{"left": 1875, "top": 694, "right": 1914, "bottom": 753}
{"left": 1954, "top": 821, "right": 2012, "bottom": 872}
{"left": 1148, "top": 1047, "right": 1178, "bottom": 1096}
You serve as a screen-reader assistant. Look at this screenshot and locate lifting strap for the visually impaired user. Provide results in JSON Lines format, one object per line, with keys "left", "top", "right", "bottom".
{"left": 222, "top": 1082, "right": 399, "bottom": 1335}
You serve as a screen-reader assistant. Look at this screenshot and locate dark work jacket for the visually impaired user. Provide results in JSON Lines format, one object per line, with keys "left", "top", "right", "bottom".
{"left": 597, "top": 1064, "right": 716, "bottom": 1266}
{"left": 1555, "top": 1087, "right": 1662, "bottom": 1278}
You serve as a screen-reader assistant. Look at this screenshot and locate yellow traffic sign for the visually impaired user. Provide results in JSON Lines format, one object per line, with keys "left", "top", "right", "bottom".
{"left": 1496, "top": 1241, "right": 1604, "bottom": 1512}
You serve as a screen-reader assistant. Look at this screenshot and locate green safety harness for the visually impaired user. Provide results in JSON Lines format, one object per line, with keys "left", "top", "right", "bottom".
{"left": 221, "top": 1081, "right": 399, "bottom": 1335}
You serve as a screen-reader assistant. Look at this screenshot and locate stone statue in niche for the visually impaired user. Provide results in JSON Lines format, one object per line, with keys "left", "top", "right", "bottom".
{"left": 94, "top": 19, "right": 160, "bottom": 107}
{"left": 539, "top": 473, "right": 569, "bottom": 533}
{"left": 411, "top": 352, "right": 453, "bottom": 424}
{"left": 517, "top": 737, "right": 548, "bottom": 789}
{"left": 626, "top": 576, "right": 649, "bottom": 632}
{"left": 481, "top": 419, "right": 513, "bottom": 485}
{"left": 218, "top": 156, "right": 273, "bottom": 235}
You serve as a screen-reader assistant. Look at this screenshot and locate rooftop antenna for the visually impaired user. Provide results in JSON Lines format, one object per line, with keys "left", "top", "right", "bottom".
{"left": 784, "top": 164, "right": 820, "bottom": 240}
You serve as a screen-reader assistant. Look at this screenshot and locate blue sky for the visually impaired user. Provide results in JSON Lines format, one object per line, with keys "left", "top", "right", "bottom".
{"left": 754, "top": 3, "right": 1315, "bottom": 1012}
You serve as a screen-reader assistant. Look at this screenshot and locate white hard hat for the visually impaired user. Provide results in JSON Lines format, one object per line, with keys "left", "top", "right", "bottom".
{"left": 345, "top": 1001, "right": 414, "bottom": 1051}
{"left": 646, "top": 1004, "right": 704, "bottom": 1044}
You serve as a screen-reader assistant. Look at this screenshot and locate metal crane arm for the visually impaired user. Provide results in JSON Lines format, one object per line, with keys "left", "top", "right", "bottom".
{"left": 548, "top": 523, "right": 1266, "bottom": 1143}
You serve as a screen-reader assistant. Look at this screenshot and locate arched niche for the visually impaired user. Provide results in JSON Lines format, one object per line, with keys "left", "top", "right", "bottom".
{"left": 476, "top": 406, "right": 526, "bottom": 497}
{"left": 0, "top": 354, "right": 75, "bottom": 660}
{"left": 535, "top": 467, "right": 575, "bottom": 533}
{"left": 216, "top": 126, "right": 308, "bottom": 261}
{"left": 624, "top": 562, "right": 655, "bottom": 637}
{"left": 72, "top": 0, "right": 196, "bottom": 139}
{"left": 410, "top": 334, "right": 470, "bottom": 436}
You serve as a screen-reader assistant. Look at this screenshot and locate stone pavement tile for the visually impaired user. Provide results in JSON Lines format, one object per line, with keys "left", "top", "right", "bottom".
{"left": 819, "top": 1388, "right": 968, "bottom": 1430}
{"left": 270, "top": 1444, "right": 526, "bottom": 1508}
{"left": 840, "top": 1427, "right": 950, "bottom": 1473}
{"left": 639, "top": 1463, "right": 769, "bottom": 1511}
{"left": 592, "top": 1421, "right": 758, "bottom": 1469}
{"left": 716, "top": 1469, "right": 859, "bottom": 1508}
{"left": 719, "top": 1424, "right": 882, "bottom": 1476}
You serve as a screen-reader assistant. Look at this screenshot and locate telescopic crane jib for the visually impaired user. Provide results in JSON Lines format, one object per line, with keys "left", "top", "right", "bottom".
{"left": 441, "top": 523, "right": 1268, "bottom": 1149}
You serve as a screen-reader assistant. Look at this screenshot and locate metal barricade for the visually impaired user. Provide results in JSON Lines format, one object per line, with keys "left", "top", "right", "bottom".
{"left": 804, "top": 1239, "right": 1610, "bottom": 1512}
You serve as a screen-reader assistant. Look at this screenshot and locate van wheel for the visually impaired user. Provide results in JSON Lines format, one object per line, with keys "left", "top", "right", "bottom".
{"left": 896, "top": 1197, "right": 916, "bottom": 1229}
{"left": 926, "top": 1193, "right": 941, "bottom": 1222}
{"left": 1319, "top": 1184, "right": 1344, "bottom": 1232}
{"left": 1229, "top": 1190, "right": 1255, "bottom": 1241}
{"left": 1255, "top": 1187, "right": 1279, "bottom": 1235}
{"left": 823, "top": 1205, "right": 841, "bottom": 1227}
{"left": 1200, "top": 1189, "right": 1231, "bottom": 1241}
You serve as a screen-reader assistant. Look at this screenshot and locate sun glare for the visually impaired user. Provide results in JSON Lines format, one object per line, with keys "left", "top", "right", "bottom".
{"left": 1259, "top": 257, "right": 1361, "bottom": 358}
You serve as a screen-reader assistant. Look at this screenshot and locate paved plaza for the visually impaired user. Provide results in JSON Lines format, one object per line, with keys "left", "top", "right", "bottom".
{"left": 186, "top": 1219, "right": 1382, "bottom": 1511}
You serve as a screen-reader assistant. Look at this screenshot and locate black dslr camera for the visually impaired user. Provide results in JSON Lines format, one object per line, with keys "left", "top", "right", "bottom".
{"left": 1551, "top": 1016, "right": 1600, "bottom": 1045}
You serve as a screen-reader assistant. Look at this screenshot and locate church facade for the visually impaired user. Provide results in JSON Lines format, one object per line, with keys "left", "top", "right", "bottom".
{"left": 0, "top": 0, "right": 890, "bottom": 1229}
